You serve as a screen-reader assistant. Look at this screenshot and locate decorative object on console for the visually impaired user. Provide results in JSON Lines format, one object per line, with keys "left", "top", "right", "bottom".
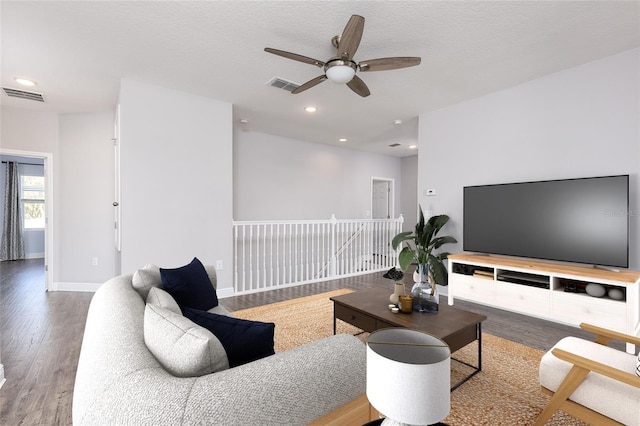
{"left": 585, "top": 283, "right": 606, "bottom": 298}
{"left": 367, "top": 328, "right": 450, "bottom": 425}
{"left": 392, "top": 207, "right": 457, "bottom": 313}
{"left": 608, "top": 287, "right": 625, "bottom": 300}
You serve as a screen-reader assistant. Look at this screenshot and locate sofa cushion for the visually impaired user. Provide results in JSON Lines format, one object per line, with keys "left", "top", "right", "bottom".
{"left": 146, "top": 287, "right": 181, "bottom": 315}
{"left": 540, "top": 336, "right": 639, "bottom": 425}
{"left": 160, "top": 257, "right": 218, "bottom": 311}
{"left": 143, "top": 304, "right": 229, "bottom": 377}
{"left": 132, "top": 264, "right": 162, "bottom": 299}
{"left": 184, "top": 308, "right": 275, "bottom": 368}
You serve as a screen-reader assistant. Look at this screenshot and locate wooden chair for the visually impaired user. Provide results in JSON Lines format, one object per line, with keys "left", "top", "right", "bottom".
{"left": 535, "top": 323, "right": 640, "bottom": 425}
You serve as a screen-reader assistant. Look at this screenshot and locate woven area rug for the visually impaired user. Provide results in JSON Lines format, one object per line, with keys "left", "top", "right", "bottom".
{"left": 234, "top": 289, "right": 586, "bottom": 426}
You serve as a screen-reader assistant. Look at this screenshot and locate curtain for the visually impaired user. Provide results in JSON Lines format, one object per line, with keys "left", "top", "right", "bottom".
{"left": 1, "top": 162, "right": 25, "bottom": 260}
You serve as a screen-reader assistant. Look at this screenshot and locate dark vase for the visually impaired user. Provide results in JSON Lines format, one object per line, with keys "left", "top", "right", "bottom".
{"left": 411, "top": 263, "right": 439, "bottom": 313}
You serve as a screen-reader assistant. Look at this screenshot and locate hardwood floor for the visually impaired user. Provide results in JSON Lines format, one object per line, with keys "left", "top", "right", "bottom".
{"left": 0, "top": 260, "right": 618, "bottom": 425}
{"left": 0, "top": 259, "right": 93, "bottom": 426}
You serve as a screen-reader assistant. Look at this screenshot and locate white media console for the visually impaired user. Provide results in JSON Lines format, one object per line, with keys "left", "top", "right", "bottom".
{"left": 447, "top": 253, "right": 640, "bottom": 353}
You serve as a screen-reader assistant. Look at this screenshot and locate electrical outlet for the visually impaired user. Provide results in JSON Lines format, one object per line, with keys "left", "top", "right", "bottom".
{"left": 91, "top": 257, "right": 98, "bottom": 266}
{"left": 215, "top": 260, "right": 223, "bottom": 270}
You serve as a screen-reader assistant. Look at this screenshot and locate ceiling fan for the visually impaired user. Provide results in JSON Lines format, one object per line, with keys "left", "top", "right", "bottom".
{"left": 264, "top": 15, "right": 421, "bottom": 97}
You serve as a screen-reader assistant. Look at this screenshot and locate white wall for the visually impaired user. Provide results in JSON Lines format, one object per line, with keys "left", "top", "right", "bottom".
{"left": 419, "top": 48, "right": 640, "bottom": 269}
{"left": 0, "top": 107, "right": 59, "bottom": 154}
{"left": 1, "top": 107, "right": 59, "bottom": 283}
{"left": 234, "top": 130, "right": 404, "bottom": 221}
{"left": 119, "top": 79, "right": 234, "bottom": 290}
{"left": 1, "top": 107, "right": 118, "bottom": 288}
{"left": 400, "top": 155, "right": 418, "bottom": 231}
{"left": 58, "top": 112, "right": 116, "bottom": 284}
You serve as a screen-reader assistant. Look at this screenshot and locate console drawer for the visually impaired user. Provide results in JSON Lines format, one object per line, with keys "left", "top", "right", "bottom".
{"left": 450, "top": 274, "right": 496, "bottom": 304}
{"left": 334, "top": 304, "right": 376, "bottom": 332}
{"left": 496, "top": 282, "right": 550, "bottom": 316}
{"left": 552, "top": 292, "right": 625, "bottom": 330}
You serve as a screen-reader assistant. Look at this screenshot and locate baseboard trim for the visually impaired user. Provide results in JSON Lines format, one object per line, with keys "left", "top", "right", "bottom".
{"left": 0, "top": 363, "right": 5, "bottom": 390}
{"left": 217, "top": 287, "right": 235, "bottom": 299}
{"left": 24, "top": 253, "right": 45, "bottom": 259}
{"left": 50, "top": 282, "right": 102, "bottom": 292}
{"left": 50, "top": 281, "right": 228, "bottom": 295}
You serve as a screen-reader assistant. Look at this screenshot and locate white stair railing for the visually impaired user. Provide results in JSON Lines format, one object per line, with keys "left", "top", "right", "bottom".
{"left": 233, "top": 215, "right": 404, "bottom": 294}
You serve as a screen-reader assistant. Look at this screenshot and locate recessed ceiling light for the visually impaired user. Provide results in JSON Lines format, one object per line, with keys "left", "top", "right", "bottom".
{"left": 15, "top": 78, "right": 36, "bottom": 87}
{"left": 239, "top": 119, "right": 249, "bottom": 124}
{"left": 305, "top": 106, "right": 317, "bottom": 113}
{"left": 409, "top": 145, "right": 418, "bottom": 149}
{"left": 338, "top": 138, "right": 347, "bottom": 142}
{"left": 393, "top": 119, "right": 402, "bottom": 125}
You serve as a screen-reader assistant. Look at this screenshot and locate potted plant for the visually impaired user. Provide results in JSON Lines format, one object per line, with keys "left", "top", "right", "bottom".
{"left": 391, "top": 207, "right": 457, "bottom": 312}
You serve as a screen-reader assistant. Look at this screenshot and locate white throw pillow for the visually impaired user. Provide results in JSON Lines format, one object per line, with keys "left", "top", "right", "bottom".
{"left": 146, "top": 287, "right": 181, "bottom": 315}
{"left": 132, "top": 264, "right": 162, "bottom": 299}
{"left": 143, "top": 304, "right": 229, "bottom": 377}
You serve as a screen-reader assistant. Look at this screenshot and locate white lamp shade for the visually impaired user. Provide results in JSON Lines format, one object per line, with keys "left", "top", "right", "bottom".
{"left": 367, "top": 328, "right": 451, "bottom": 425}
{"left": 325, "top": 64, "right": 356, "bottom": 84}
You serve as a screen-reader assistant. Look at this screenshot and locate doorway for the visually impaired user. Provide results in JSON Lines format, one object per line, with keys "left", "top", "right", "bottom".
{"left": 371, "top": 178, "right": 393, "bottom": 219}
{"left": 371, "top": 177, "right": 394, "bottom": 262}
{"left": 0, "top": 149, "right": 53, "bottom": 291}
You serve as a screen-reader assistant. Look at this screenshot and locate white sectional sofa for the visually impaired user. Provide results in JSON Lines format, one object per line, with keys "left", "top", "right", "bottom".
{"left": 72, "top": 264, "right": 366, "bottom": 425}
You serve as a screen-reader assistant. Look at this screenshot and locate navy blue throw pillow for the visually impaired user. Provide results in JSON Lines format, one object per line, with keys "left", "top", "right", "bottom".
{"left": 160, "top": 257, "right": 218, "bottom": 311}
{"left": 183, "top": 308, "right": 275, "bottom": 368}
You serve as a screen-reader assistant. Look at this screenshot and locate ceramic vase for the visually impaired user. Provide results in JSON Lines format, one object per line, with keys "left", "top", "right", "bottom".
{"left": 389, "top": 282, "right": 405, "bottom": 304}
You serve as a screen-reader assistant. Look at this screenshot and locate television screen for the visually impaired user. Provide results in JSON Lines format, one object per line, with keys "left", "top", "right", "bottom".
{"left": 463, "top": 175, "right": 629, "bottom": 268}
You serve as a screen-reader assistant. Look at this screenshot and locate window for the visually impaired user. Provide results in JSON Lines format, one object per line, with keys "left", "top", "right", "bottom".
{"left": 21, "top": 175, "right": 45, "bottom": 229}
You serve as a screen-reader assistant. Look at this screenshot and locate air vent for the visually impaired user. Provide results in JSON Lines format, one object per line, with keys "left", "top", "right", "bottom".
{"left": 2, "top": 87, "right": 45, "bottom": 102}
{"left": 388, "top": 143, "right": 401, "bottom": 147}
{"left": 266, "top": 77, "right": 300, "bottom": 92}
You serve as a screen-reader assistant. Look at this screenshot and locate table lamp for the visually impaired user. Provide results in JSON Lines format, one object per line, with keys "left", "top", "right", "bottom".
{"left": 366, "top": 328, "right": 451, "bottom": 426}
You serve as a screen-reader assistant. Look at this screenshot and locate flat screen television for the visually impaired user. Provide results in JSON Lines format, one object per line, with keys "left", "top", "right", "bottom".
{"left": 463, "top": 175, "right": 629, "bottom": 268}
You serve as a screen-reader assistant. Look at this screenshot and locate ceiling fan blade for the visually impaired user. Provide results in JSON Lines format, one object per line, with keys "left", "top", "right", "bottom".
{"left": 346, "top": 75, "right": 370, "bottom": 97}
{"left": 337, "top": 15, "right": 365, "bottom": 59}
{"left": 264, "top": 48, "right": 324, "bottom": 67}
{"left": 358, "top": 57, "right": 421, "bottom": 72}
{"left": 291, "top": 75, "right": 328, "bottom": 94}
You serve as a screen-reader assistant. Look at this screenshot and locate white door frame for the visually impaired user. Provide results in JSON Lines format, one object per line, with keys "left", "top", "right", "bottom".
{"left": 371, "top": 177, "right": 394, "bottom": 219}
{"left": 0, "top": 148, "right": 54, "bottom": 291}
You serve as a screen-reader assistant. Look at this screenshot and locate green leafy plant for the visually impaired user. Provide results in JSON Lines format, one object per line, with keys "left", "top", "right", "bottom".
{"left": 391, "top": 207, "right": 457, "bottom": 285}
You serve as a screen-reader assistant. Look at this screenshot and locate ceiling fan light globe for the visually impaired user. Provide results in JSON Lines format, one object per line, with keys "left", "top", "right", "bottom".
{"left": 326, "top": 65, "right": 356, "bottom": 84}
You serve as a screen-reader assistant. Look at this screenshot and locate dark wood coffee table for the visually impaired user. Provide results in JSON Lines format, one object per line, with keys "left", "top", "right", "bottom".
{"left": 330, "top": 287, "right": 487, "bottom": 391}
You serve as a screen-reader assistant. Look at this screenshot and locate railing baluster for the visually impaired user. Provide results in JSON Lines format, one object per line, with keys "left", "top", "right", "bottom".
{"left": 232, "top": 216, "right": 403, "bottom": 295}
{"left": 288, "top": 223, "right": 292, "bottom": 284}
{"left": 275, "top": 223, "right": 280, "bottom": 287}
{"left": 295, "top": 223, "right": 299, "bottom": 283}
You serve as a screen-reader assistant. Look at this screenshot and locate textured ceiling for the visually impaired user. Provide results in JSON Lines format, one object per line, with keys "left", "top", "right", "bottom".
{"left": 1, "top": 1, "right": 639, "bottom": 157}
